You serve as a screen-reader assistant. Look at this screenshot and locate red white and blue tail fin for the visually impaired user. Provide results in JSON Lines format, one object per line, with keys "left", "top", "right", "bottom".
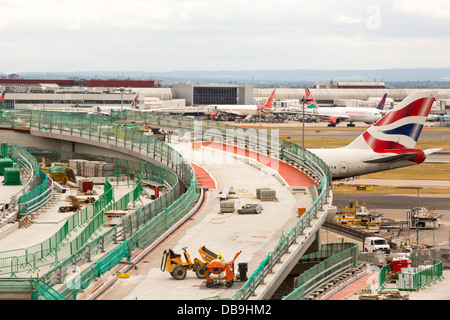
{"left": 345, "top": 91, "right": 436, "bottom": 151}
{"left": 376, "top": 93, "right": 387, "bottom": 110}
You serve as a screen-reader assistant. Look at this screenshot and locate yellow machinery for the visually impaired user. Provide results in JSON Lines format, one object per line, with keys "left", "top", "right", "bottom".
{"left": 334, "top": 199, "right": 382, "bottom": 233}
{"left": 113, "top": 120, "right": 149, "bottom": 133}
{"left": 40, "top": 166, "right": 76, "bottom": 184}
{"left": 161, "top": 246, "right": 218, "bottom": 280}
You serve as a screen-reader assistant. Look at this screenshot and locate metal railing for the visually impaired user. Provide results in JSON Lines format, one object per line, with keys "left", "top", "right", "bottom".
{"left": 282, "top": 242, "right": 359, "bottom": 300}
{"left": 6, "top": 144, "right": 54, "bottom": 215}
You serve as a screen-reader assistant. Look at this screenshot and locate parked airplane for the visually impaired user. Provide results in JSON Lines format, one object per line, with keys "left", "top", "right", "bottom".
{"left": 304, "top": 88, "right": 384, "bottom": 126}
{"left": 334, "top": 93, "right": 390, "bottom": 110}
{"left": 376, "top": 93, "right": 388, "bottom": 111}
{"left": 308, "top": 91, "right": 440, "bottom": 179}
{"left": 89, "top": 93, "right": 140, "bottom": 115}
{"left": 0, "top": 90, "right": 5, "bottom": 105}
{"left": 208, "top": 89, "right": 276, "bottom": 120}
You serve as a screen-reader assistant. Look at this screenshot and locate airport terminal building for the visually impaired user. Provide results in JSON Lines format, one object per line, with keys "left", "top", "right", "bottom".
{"left": 1, "top": 78, "right": 449, "bottom": 114}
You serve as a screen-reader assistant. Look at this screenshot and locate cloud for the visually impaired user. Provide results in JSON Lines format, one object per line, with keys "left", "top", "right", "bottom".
{"left": 392, "top": 0, "right": 450, "bottom": 20}
{"left": 1, "top": 0, "right": 450, "bottom": 73}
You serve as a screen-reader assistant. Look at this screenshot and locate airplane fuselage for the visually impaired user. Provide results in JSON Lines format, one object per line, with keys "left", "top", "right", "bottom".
{"left": 208, "top": 105, "right": 272, "bottom": 118}
{"left": 309, "top": 107, "right": 382, "bottom": 123}
{"left": 309, "top": 148, "right": 417, "bottom": 179}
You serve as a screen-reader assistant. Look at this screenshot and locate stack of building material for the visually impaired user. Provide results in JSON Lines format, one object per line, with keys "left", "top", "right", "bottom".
{"left": 68, "top": 159, "right": 85, "bottom": 176}
{"left": 256, "top": 188, "right": 270, "bottom": 199}
{"left": 68, "top": 159, "right": 115, "bottom": 177}
{"left": 257, "top": 188, "right": 277, "bottom": 201}
{"left": 103, "top": 163, "right": 115, "bottom": 177}
{"left": 220, "top": 200, "right": 235, "bottom": 213}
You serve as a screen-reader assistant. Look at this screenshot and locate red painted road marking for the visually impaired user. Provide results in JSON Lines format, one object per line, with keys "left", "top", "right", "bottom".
{"left": 326, "top": 272, "right": 376, "bottom": 300}
{"left": 191, "top": 163, "right": 216, "bottom": 189}
{"left": 201, "top": 141, "right": 316, "bottom": 187}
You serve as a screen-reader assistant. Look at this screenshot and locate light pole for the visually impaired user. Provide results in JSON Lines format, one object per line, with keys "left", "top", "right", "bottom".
{"left": 398, "top": 186, "right": 423, "bottom": 250}
{"left": 301, "top": 97, "right": 312, "bottom": 150}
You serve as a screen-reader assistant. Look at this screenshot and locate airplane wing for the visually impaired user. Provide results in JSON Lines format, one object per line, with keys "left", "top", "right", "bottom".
{"left": 362, "top": 152, "right": 421, "bottom": 163}
{"left": 424, "top": 148, "right": 442, "bottom": 155}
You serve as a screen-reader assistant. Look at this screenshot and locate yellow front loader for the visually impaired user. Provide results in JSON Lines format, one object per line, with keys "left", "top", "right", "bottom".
{"left": 161, "top": 246, "right": 217, "bottom": 280}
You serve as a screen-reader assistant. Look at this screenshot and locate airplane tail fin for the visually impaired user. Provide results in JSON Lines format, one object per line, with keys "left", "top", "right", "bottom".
{"left": 376, "top": 93, "right": 388, "bottom": 110}
{"left": 263, "top": 89, "right": 276, "bottom": 108}
{"left": 130, "top": 93, "right": 139, "bottom": 109}
{"left": 304, "top": 88, "right": 319, "bottom": 109}
{"left": 344, "top": 91, "right": 436, "bottom": 151}
{"left": 258, "top": 89, "right": 276, "bottom": 113}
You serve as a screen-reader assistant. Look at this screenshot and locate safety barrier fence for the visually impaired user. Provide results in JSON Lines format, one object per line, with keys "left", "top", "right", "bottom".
{"left": 8, "top": 143, "right": 54, "bottom": 215}
{"left": 1, "top": 110, "right": 197, "bottom": 299}
{"left": 115, "top": 110, "right": 333, "bottom": 301}
{"left": 0, "top": 108, "right": 331, "bottom": 300}
{"left": 231, "top": 177, "right": 330, "bottom": 300}
{"left": 0, "top": 110, "right": 196, "bottom": 280}
{"left": 378, "top": 257, "right": 443, "bottom": 291}
{"left": 282, "top": 242, "right": 359, "bottom": 300}
{"left": 41, "top": 178, "right": 198, "bottom": 300}
{"left": 0, "top": 277, "right": 63, "bottom": 300}
{"left": 118, "top": 111, "right": 335, "bottom": 300}
{"left": 0, "top": 180, "right": 114, "bottom": 276}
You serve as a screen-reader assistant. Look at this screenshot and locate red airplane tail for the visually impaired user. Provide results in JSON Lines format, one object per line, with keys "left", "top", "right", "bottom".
{"left": 257, "top": 89, "right": 276, "bottom": 113}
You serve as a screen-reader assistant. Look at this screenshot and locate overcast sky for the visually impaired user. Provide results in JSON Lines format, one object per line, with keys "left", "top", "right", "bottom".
{"left": 1, "top": 0, "right": 450, "bottom": 74}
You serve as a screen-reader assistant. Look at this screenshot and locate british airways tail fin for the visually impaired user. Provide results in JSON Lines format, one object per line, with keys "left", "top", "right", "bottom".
{"left": 345, "top": 91, "right": 436, "bottom": 151}
{"left": 376, "top": 93, "right": 388, "bottom": 110}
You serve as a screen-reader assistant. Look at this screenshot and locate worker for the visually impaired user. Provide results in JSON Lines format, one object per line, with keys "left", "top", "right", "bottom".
{"left": 211, "top": 254, "right": 224, "bottom": 279}
{"left": 360, "top": 203, "right": 367, "bottom": 213}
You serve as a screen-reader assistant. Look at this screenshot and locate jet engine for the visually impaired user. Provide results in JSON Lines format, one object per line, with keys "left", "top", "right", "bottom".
{"left": 210, "top": 111, "right": 219, "bottom": 120}
{"left": 328, "top": 117, "right": 341, "bottom": 125}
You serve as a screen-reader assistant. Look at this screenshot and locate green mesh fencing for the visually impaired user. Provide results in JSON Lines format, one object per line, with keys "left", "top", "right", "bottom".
{"left": 0, "top": 278, "right": 65, "bottom": 300}
{"left": 282, "top": 243, "right": 359, "bottom": 300}
{"left": 378, "top": 257, "right": 443, "bottom": 291}
{"left": 0, "top": 180, "right": 115, "bottom": 276}
{"left": 11, "top": 143, "right": 53, "bottom": 214}
{"left": 0, "top": 108, "right": 332, "bottom": 300}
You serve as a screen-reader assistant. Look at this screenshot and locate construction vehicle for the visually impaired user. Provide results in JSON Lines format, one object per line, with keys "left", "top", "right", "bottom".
{"left": 58, "top": 195, "right": 81, "bottom": 213}
{"left": 406, "top": 207, "right": 442, "bottom": 229}
{"left": 161, "top": 246, "right": 218, "bottom": 280}
{"left": 335, "top": 199, "right": 383, "bottom": 233}
{"left": 205, "top": 251, "right": 242, "bottom": 288}
{"left": 113, "top": 120, "right": 149, "bottom": 133}
{"left": 40, "top": 166, "right": 76, "bottom": 184}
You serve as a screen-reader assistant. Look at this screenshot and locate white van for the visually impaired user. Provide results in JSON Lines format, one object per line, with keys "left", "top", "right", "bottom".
{"left": 364, "top": 237, "right": 390, "bottom": 254}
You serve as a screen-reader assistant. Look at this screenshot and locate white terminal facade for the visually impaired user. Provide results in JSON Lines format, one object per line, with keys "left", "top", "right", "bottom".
{"left": 1, "top": 79, "right": 449, "bottom": 114}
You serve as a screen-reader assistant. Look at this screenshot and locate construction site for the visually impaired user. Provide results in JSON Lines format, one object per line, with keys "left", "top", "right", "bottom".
{"left": 0, "top": 104, "right": 448, "bottom": 303}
